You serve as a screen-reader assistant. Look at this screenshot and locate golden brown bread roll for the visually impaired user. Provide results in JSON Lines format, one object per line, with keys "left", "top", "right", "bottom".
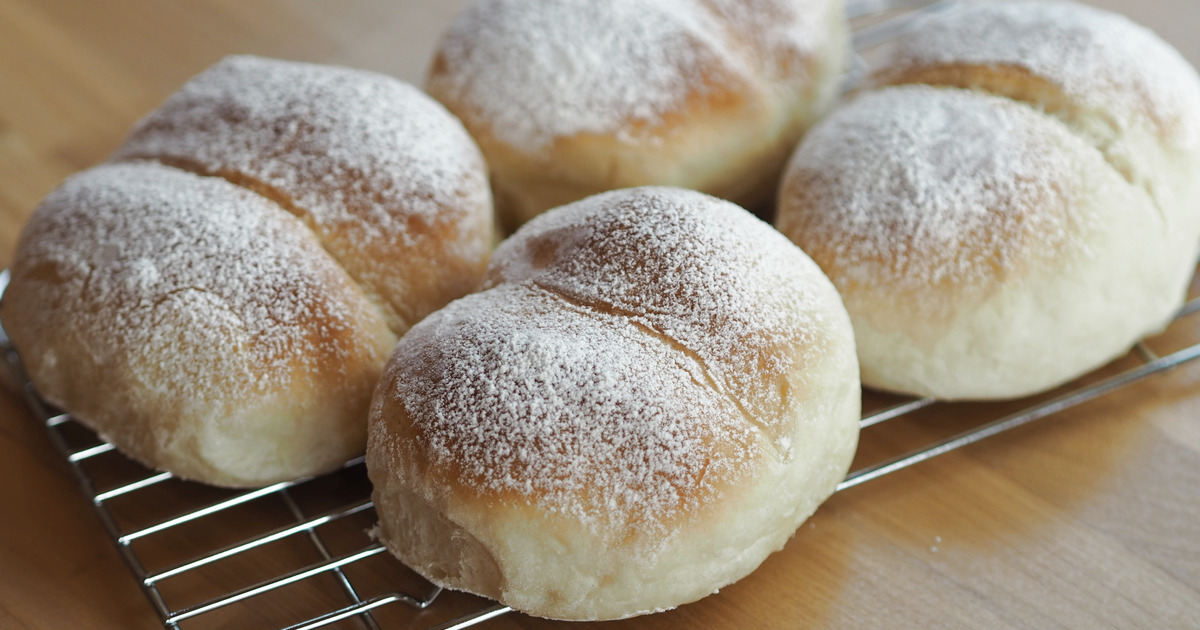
{"left": 0, "top": 56, "right": 494, "bottom": 486}
{"left": 775, "top": 0, "right": 1200, "bottom": 400}
{"left": 425, "top": 0, "right": 849, "bottom": 231}
{"left": 367, "top": 186, "right": 860, "bottom": 620}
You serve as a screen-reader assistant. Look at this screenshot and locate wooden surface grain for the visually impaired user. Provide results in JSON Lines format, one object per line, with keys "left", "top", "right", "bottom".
{"left": 1, "top": 1, "right": 1198, "bottom": 629}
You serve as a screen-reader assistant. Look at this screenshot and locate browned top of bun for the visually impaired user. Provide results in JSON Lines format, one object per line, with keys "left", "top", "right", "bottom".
{"left": 426, "top": 0, "right": 840, "bottom": 153}
{"left": 114, "top": 55, "right": 493, "bottom": 332}
{"left": 777, "top": 85, "right": 1095, "bottom": 321}
{"left": 375, "top": 283, "right": 766, "bottom": 537}
{"left": 871, "top": 1, "right": 1200, "bottom": 150}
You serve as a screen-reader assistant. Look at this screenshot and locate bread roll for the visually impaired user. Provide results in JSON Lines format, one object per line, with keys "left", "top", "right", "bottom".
{"left": 367, "top": 187, "right": 860, "bottom": 620}
{"left": 775, "top": 0, "right": 1200, "bottom": 400}
{"left": 426, "top": 0, "right": 848, "bottom": 231}
{"left": 0, "top": 56, "right": 493, "bottom": 486}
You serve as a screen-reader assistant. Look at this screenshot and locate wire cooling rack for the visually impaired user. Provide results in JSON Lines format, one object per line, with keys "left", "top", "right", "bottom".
{"left": 4, "top": 1, "right": 1200, "bottom": 628}
{"left": 5, "top": 271, "right": 1199, "bottom": 630}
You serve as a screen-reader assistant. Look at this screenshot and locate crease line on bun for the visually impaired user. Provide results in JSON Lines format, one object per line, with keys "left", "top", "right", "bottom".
{"left": 115, "top": 153, "right": 409, "bottom": 333}
{"left": 522, "top": 279, "right": 784, "bottom": 461}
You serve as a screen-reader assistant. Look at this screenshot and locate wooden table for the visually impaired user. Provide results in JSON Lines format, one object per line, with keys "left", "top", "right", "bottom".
{"left": 2, "top": 1, "right": 1198, "bottom": 628}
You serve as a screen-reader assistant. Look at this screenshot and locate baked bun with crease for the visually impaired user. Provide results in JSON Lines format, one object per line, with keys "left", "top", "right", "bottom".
{"left": 367, "top": 187, "right": 860, "bottom": 620}
{"left": 0, "top": 55, "right": 493, "bottom": 487}
{"left": 776, "top": 0, "right": 1200, "bottom": 400}
{"left": 426, "top": 0, "right": 848, "bottom": 231}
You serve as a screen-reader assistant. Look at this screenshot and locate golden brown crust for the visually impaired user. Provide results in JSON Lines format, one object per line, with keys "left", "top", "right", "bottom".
{"left": 868, "top": 0, "right": 1200, "bottom": 150}
{"left": 114, "top": 56, "right": 494, "bottom": 334}
{"left": 426, "top": 0, "right": 846, "bottom": 230}
{"left": 375, "top": 285, "right": 765, "bottom": 530}
{"left": 875, "top": 62, "right": 1076, "bottom": 121}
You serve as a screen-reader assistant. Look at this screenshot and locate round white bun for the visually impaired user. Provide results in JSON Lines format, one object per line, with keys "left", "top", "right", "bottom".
{"left": 776, "top": 0, "right": 1200, "bottom": 400}
{"left": 367, "top": 186, "right": 860, "bottom": 620}
{"left": 0, "top": 56, "right": 494, "bottom": 486}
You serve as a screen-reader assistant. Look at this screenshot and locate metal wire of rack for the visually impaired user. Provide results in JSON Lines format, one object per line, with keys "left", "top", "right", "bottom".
{"left": 3, "top": 1, "right": 1200, "bottom": 628}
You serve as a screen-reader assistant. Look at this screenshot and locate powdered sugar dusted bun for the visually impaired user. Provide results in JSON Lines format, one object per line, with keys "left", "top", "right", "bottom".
{"left": 426, "top": 0, "right": 848, "bottom": 231}
{"left": 2, "top": 163, "right": 396, "bottom": 486}
{"left": 368, "top": 187, "right": 859, "bottom": 620}
{"left": 776, "top": 1, "right": 1200, "bottom": 400}
{"left": 1, "top": 56, "right": 494, "bottom": 486}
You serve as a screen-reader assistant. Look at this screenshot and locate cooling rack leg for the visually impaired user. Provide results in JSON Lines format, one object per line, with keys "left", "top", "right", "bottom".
{"left": 280, "top": 489, "right": 382, "bottom": 630}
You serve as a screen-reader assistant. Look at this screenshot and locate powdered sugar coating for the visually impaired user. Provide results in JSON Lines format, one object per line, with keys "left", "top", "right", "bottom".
{"left": 428, "top": 0, "right": 835, "bottom": 152}
{"left": 11, "top": 162, "right": 383, "bottom": 405}
{"left": 879, "top": 0, "right": 1200, "bottom": 150}
{"left": 778, "top": 86, "right": 1083, "bottom": 295}
{"left": 385, "top": 284, "right": 761, "bottom": 541}
{"left": 114, "top": 55, "right": 493, "bottom": 329}
{"left": 378, "top": 187, "right": 851, "bottom": 540}
{"left": 487, "top": 187, "right": 839, "bottom": 444}
{"left": 703, "top": 0, "right": 831, "bottom": 80}
{"left": 1, "top": 161, "right": 397, "bottom": 482}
